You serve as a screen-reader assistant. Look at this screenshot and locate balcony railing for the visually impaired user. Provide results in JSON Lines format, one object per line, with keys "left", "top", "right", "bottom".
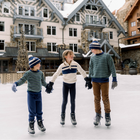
{"left": 83, "top": 21, "right": 106, "bottom": 29}
{"left": 88, "top": 31, "right": 109, "bottom": 42}
{"left": 137, "top": 22, "right": 140, "bottom": 27}
{"left": 13, "top": 8, "right": 43, "bottom": 26}
{"left": 13, "top": 26, "right": 43, "bottom": 41}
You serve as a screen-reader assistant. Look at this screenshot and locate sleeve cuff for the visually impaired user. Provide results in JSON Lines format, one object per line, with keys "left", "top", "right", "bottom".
{"left": 15, "top": 82, "right": 18, "bottom": 86}
{"left": 112, "top": 77, "right": 117, "bottom": 82}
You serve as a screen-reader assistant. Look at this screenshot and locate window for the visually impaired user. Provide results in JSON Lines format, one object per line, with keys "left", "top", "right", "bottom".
{"left": 43, "top": 8, "right": 48, "bottom": 18}
{"left": 47, "top": 43, "right": 57, "bottom": 52}
{"left": 18, "top": 24, "right": 35, "bottom": 35}
{"left": 0, "top": 22, "right": 4, "bottom": 31}
{"left": 109, "top": 31, "right": 113, "bottom": 39}
{"left": 2, "top": 2, "right": 10, "bottom": 14}
{"left": 86, "top": 15, "right": 98, "bottom": 24}
{"left": 18, "top": 5, "right": 35, "bottom": 16}
{"left": 132, "top": 31, "right": 136, "bottom": 36}
{"left": 131, "top": 22, "right": 136, "bottom": 27}
{"left": 26, "top": 42, "right": 36, "bottom": 51}
{"left": 103, "top": 17, "right": 107, "bottom": 25}
{"left": 75, "top": 13, "right": 80, "bottom": 22}
{"left": 0, "top": 40, "right": 4, "bottom": 51}
{"left": 69, "top": 28, "right": 77, "bottom": 37}
{"left": 69, "top": 44, "right": 78, "bottom": 52}
{"left": 86, "top": 5, "right": 97, "bottom": 11}
{"left": 47, "top": 26, "right": 56, "bottom": 35}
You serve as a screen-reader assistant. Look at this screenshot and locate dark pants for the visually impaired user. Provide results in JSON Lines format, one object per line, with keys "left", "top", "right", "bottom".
{"left": 62, "top": 82, "right": 76, "bottom": 114}
{"left": 92, "top": 82, "right": 111, "bottom": 114}
{"left": 27, "top": 91, "right": 43, "bottom": 122}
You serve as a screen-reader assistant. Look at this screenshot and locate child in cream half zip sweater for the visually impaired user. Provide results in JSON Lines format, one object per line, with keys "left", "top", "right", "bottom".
{"left": 46, "top": 50, "right": 92, "bottom": 125}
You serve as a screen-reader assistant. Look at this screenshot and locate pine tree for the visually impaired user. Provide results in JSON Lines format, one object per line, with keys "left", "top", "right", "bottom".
{"left": 16, "top": 27, "right": 29, "bottom": 71}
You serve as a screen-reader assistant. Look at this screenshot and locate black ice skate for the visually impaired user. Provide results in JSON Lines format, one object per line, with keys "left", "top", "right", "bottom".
{"left": 28, "top": 121, "right": 35, "bottom": 134}
{"left": 71, "top": 113, "right": 77, "bottom": 125}
{"left": 37, "top": 120, "right": 46, "bottom": 132}
{"left": 105, "top": 113, "right": 111, "bottom": 126}
{"left": 60, "top": 113, "right": 65, "bottom": 125}
{"left": 94, "top": 113, "right": 102, "bottom": 126}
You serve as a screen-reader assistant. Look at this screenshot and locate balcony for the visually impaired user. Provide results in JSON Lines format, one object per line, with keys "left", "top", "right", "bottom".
{"left": 137, "top": 13, "right": 140, "bottom": 20}
{"left": 13, "top": 26, "right": 43, "bottom": 41}
{"left": 137, "top": 22, "right": 140, "bottom": 29}
{"left": 87, "top": 31, "right": 109, "bottom": 42}
{"left": 13, "top": 8, "right": 43, "bottom": 26}
{"left": 83, "top": 21, "right": 106, "bottom": 30}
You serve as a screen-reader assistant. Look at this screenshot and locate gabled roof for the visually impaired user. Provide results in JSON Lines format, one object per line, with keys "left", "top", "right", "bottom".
{"left": 124, "top": 0, "right": 139, "bottom": 22}
{"left": 43, "top": 0, "right": 125, "bottom": 36}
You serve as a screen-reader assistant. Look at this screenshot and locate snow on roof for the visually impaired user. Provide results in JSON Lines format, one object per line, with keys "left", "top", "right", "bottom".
{"left": 59, "top": 0, "right": 84, "bottom": 18}
{"left": 119, "top": 43, "right": 140, "bottom": 48}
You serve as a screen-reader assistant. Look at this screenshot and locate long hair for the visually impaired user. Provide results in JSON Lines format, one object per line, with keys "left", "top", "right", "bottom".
{"left": 62, "top": 50, "right": 75, "bottom": 62}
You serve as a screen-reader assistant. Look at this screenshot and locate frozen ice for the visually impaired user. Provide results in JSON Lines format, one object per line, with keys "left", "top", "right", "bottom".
{"left": 0, "top": 74, "right": 140, "bottom": 140}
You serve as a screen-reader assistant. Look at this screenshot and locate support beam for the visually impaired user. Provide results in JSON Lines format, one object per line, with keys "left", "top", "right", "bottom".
{"left": 104, "top": 44, "right": 107, "bottom": 53}
{"left": 108, "top": 19, "right": 113, "bottom": 27}
{"left": 96, "top": 0, "right": 100, "bottom": 5}
{"left": 39, "top": 0, "right": 42, "bottom": 6}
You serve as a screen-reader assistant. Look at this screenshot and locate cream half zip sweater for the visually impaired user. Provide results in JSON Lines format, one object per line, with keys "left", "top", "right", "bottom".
{"left": 51, "top": 60, "right": 87, "bottom": 84}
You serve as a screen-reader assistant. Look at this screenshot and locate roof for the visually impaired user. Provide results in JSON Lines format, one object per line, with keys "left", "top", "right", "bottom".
{"left": 119, "top": 43, "right": 140, "bottom": 49}
{"left": 124, "top": 0, "right": 139, "bottom": 22}
{"left": 0, "top": 47, "right": 83, "bottom": 58}
{"left": 43, "top": 0, "right": 125, "bottom": 36}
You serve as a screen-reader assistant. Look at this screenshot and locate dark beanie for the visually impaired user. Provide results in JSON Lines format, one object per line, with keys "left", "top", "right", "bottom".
{"left": 89, "top": 40, "right": 101, "bottom": 50}
{"left": 28, "top": 55, "right": 41, "bottom": 68}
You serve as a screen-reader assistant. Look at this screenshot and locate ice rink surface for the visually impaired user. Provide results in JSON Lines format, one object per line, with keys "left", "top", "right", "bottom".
{"left": 0, "top": 74, "right": 140, "bottom": 140}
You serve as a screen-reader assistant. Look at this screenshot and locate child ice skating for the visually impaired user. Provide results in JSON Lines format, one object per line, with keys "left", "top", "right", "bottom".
{"left": 12, "top": 55, "right": 48, "bottom": 134}
{"left": 89, "top": 40, "right": 118, "bottom": 126}
{"left": 46, "top": 50, "right": 92, "bottom": 125}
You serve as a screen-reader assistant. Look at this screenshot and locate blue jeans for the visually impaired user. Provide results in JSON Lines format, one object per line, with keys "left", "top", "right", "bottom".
{"left": 62, "top": 82, "right": 76, "bottom": 114}
{"left": 27, "top": 91, "right": 43, "bottom": 122}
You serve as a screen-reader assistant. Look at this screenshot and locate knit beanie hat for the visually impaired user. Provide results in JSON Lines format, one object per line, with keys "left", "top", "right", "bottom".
{"left": 28, "top": 55, "right": 41, "bottom": 68}
{"left": 89, "top": 40, "right": 101, "bottom": 50}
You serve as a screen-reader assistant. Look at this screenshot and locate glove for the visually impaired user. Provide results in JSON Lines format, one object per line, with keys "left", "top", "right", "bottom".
{"left": 12, "top": 83, "right": 17, "bottom": 92}
{"left": 84, "top": 77, "right": 92, "bottom": 89}
{"left": 46, "top": 82, "right": 54, "bottom": 94}
{"left": 111, "top": 82, "right": 118, "bottom": 89}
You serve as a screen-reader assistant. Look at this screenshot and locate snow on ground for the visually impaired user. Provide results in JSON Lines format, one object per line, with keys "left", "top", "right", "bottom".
{"left": 0, "top": 74, "right": 140, "bottom": 140}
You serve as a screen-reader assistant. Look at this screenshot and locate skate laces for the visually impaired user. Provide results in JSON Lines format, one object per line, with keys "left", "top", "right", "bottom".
{"left": 38, "top": 120, "right": 44, "bottom": 128}
{"left": 71, "top": 114, "right": 76, "bottom": 121}
{"left": 29, "top": 121, "right": 35, "bottom": 130}
{"left": 94, "top": 114, "right": 103, "bottom": 123}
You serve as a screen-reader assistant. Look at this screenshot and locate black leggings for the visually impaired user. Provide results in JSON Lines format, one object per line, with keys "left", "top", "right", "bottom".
{"left": 61, "top": 82, "right": 76, "bottom": 114}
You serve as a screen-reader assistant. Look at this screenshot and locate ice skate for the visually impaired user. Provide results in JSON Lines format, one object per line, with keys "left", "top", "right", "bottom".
{"left": 94, "top": 113, "right": 102, "bottom": 126}
{"left": 71, "top": 113, "right": 77, "bottom": 125}
{"left": 28, "top": 121, "right": 35, "bottom": 134}
{"left": 60, "top": 113, "right": 65, "bottom": 125}
{"left": 105, "top": 113, "right": 111, "bottom": 126}
{"left": 37, "top": 120, "right": 46, "bottom": 132}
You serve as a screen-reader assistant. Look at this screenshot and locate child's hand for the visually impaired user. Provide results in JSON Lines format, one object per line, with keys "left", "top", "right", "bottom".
{"left": 84, "top": 77, "right": 92, "bottom": 89}
{"left": 46, "top": 82, "right": 54, "bottom": 94}
{"left": 111, "top": 82, "right": 118, "bottom": 89}
{"left": 12, "top": 83, "right": 17, "bottom": 92}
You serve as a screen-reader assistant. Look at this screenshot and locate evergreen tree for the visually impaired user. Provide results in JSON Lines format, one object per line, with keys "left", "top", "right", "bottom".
{"left": 16, "top": 27, "right": 29, "bottom": 71}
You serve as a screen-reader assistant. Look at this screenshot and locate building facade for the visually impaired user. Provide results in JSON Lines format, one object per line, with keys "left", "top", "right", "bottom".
{"left": 0, "top": 0, "right": 125, "bottom": 73}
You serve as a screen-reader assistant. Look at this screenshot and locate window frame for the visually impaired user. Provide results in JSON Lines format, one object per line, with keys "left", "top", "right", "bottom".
{"left": 85, "top": 14, "right": 99, "bottom": 24}
{"left": 131, "top": 21, "right": 136, "bottom": 27}
{"left": 69, "top": 43, "right": 78, "bottom": 53}
{"left": 26, "top": 41, "right": 36, "bottom": 52}
{"left": 131, "top": 31, "right": 136, "bottom": 36}
{"left": 47, "top": 26, "right": 56, "bottom": 35}
{"left": 102, "top": 16, "right": 107, "bottom": 25}
{"left": 0, "top": 21, "right": 5, "bottom": 32}
{"left": 18, "top": 23, "right": 36, "bottom": 35}
{"left": 75, "top": 13, "right": 81, "bottom": 22}
{"left": 42, "top": 7, "right": 49, "bottom": 19}
{"left": 2, "top": 2, "right": 10, "bottom": 14}
{"left": 86, "top": 4, "right": 98, "bottom": 11}
{"left": 47, "top": 42, "right": 57, "bottom": 52}
{"left": 109, "top": 31, "right": 113, "bottom": 39}
{"left": 0, "top": 40, "right": 5, "bottom": 51}
{"left": 69, "top": 28, "right": 77, "bottom": 37}
{"left": 18, "top": 4, "right": 36, "bottom": 17}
